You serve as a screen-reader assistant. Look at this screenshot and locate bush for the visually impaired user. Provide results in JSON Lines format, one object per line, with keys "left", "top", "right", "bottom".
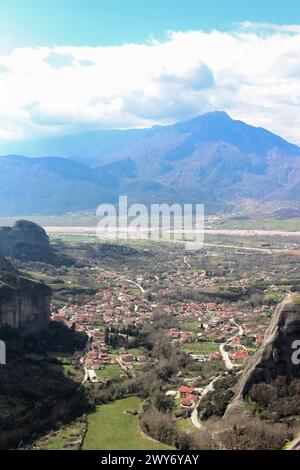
{"left": 249, "top": 377, "right": 300, "bottom": 420}
{"left": 140, "top": 409, "right": 176, "bottom": 446}
{"left": 219, "top": 419, "right": 292, "bottom": 450}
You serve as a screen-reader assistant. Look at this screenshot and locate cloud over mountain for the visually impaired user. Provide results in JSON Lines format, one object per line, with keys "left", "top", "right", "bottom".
{"left": 1, "top": 24, "right": 300, "bottom": 143}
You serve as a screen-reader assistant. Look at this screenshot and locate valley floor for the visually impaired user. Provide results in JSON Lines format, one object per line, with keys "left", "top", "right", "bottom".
{"left": 11, "top": 225, "right": 300, "bottom": 450}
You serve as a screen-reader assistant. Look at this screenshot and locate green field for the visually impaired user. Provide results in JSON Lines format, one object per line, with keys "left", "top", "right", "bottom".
{"left": 1, "top": 213, "right": 299, "bottom": 230}
{"left": 292, "top": 295, "right": 300, "bottom": 305}
{"left": 215, "top": 217, "right": 300, "bottom": 232}
{"left": 179, "top": 320, "right": 200, "bottom": 332}
{"left": 108, "top": 347, "right": 146, "bottom": 357}
{"left": 95, "top": 364, "right": 123, "bottom": 381}
{"left": 82, "top": 397, "right": 173, "bottom": 450}
{"left": 0, "top": 214, "right": 99, "bottom": 228}
{"left": 126, "top": 348, "right": 146, "bottom": 356}
{"left": 176, "top": 418, "right": 196, "bottom": 433}
{"left": 182, "top": 341, "right": 219, "bottom": 354}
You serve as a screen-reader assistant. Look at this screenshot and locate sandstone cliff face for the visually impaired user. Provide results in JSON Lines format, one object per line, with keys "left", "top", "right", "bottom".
{"left": 0, "top": 220, "right": 55, "bottom": 263}
{"left": 225, "top": 294, "right": 300, "bottom": 417}
{"left": 0, "top": 256, "right": 52, "bottom": 334}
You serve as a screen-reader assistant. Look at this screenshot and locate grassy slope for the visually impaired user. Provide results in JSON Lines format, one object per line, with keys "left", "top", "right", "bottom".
{"left": 82, "top": 397, "right": 173, "bottom": 450}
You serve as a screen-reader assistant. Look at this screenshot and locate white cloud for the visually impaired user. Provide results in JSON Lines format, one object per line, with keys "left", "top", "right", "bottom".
{"left": 237, "top": 21, "right": 300, "bottom": 34}
{"left": 0, "top": 25, "right": 300, "bottom": 143}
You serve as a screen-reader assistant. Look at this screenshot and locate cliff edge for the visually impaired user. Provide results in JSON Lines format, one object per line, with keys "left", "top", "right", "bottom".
{"left": 225, "top": 293, "right": 300, "bottom": 417}
{"left": 0, "top": 255, "right": 52, "bottom": 334}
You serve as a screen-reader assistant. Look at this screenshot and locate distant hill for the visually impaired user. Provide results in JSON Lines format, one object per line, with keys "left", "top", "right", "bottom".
{"left": 95, "top": 111, "right": 300, "bottom": 203}
{"left": 0, "top": 112, "right": 300, "bottom": 215}
{"left": 0, "top": 128, "right": 149, "bottom": 166}
{"left": 0, "top": 155, "right": 115, "bottom": 215}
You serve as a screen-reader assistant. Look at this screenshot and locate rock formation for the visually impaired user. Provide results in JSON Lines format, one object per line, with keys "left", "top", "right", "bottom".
{"left": 0, "top": 255, "right": 52, "bottom": 334}
{"left": 288, "top": 435, "right": 300, "bottom": 450}
{"left": 225, "top": 294, "right": 300, "bottom": 417}
{"left": 0, "top": 220, "right": 55, "bottom": 263}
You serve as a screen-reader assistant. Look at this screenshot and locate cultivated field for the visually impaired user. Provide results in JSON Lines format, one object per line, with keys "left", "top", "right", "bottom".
{"left": 82, "top": 397, "right": 173, "bottom": 450}
{"left": 182, "top": 342, "right": 220, "bottom": 354}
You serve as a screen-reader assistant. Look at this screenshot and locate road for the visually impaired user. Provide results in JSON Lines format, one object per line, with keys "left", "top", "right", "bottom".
{"left": 124, "top": 278, "right": 145, "bottom": 294}
{"left": 219, "top": 320, "right": 244, "bottom": 370}
{"left": 191, "top": 405, "right": 203, "bottom": 430}
{"left": 191, "top": 319, "right": 245, "bottom": 429}
{"left": 98, "top": 267, "right": 146, "bottom": 295}
{"left": 191, "top": 376, "right": 220, "bottom": 430}
{"left": 85, "top": 333, "right": 92, "bottom": 353}
{"left": 232, "top": 319, "right": 244, "bottom": 336}
{"left": 219, "top": 343, "right": 234, "bottom": 370}
{"left": 77, "top": 333, "right": 92, "bottom": 389}
{"left": 115, "top": 357, "right": 134, "bottom": 377}
{"left": 78, "top": 367, "right": 89, "bottom": 390}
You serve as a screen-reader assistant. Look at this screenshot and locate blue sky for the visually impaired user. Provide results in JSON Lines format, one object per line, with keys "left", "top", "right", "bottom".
{"left": 0, "top": 1, "right": 300, "bottom": 144}
{"left": 1, "top": 0, "right": 300, "bottom": 51}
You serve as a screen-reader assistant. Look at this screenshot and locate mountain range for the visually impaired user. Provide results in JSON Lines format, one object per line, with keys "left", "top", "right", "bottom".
{"left": 0, "top": 111, "right": 300, "bottom": 215}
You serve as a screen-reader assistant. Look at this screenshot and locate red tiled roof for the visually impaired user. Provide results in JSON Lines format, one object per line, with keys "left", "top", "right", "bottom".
{"left": 187, "top": 394, "right": 198, "bottom": 402}
{"left": 179, "top": 386, "right": 194, "bottom": 394}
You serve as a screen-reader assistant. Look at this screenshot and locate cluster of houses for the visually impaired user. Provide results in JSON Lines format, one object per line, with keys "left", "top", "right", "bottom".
{"left": 50, "top": 262, "right": 272, "bottom": 388}
{"left": 163, "top": 301, "right": 269, "bottom": 347}
{"left": 179, "top": 386, "right": 199, "bottom": 408}
{"left": 51, "top": 278, "right": 154, "bottom": 333}
{"left": 166, "top": 386, "right": 201, "bottom": 409}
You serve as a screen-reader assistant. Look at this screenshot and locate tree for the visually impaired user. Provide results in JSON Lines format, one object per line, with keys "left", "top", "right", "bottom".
{"left": 153, "top": 392, "right": 174, "bottom": 413}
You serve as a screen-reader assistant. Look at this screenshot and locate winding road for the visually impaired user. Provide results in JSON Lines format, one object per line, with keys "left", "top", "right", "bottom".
{"left": 219, "top": 320, "right": 244, "bottom": 370}
{"left": 99, "top": 268, "right": 146, "bottom": 295}
{"left": 124, "top": 278, "right": 145, "bottom": 294}
{"left": 191, "top": 320, "right": 245, "bottom": 429}
{"left": 191, "top": 376, "right": 221, "bottom": 430}
{"left": 219, "top": 343, "right": 233, "bottom": 370}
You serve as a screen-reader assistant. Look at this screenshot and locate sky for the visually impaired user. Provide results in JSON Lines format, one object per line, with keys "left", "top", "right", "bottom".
{"left": 0, "top": 0, "right": 300, "bottom": 143}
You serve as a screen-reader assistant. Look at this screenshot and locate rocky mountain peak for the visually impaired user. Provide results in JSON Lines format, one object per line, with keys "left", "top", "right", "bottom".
{"left": 0, "top": 220, "right": 54, "bottom": 263}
